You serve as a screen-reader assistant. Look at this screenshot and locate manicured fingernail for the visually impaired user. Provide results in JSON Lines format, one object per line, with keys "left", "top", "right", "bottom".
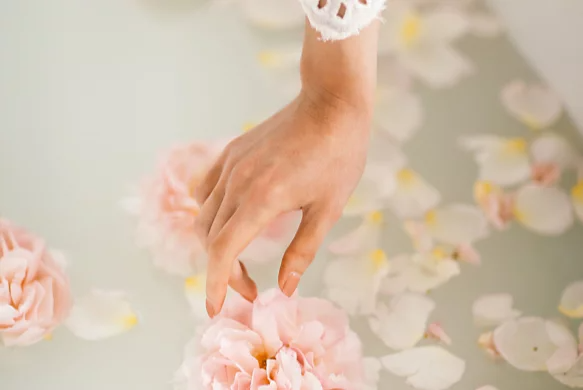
{"left": 282, "top": 272, "right": 301, "bottom": 297}
{"left": 206, "top": 299, "right": 216, "bottom": 318}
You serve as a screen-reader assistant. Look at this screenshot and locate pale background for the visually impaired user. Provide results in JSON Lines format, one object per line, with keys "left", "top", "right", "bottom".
{"left": 0, "top": 1, "right": 582, "bottom": 389}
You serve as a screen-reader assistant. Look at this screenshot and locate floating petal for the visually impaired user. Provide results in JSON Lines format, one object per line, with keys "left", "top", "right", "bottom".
{"left": 473, "top": 293, "right": 521, "bottom": 327}
{"left": 389, "top": 168, "right": 441, "bottom": 219}
{"left": 559, "top": 280, "right": 583, "bottom": 318}
{"left": 501, "top": 80, "right": 562, "bottom": 129}
{"left": 381, "top": 346, "right": 466, "bottom": 390}
{"left": 369, "top": 293, "right": 435, "bottom": 350}
{"left": 329, "top": 212, "right": 384, "bottom": 255}
{"left": 65, "top": 290, "right": 138, "bottom": 340}
{"left": 424, "top": 204, "right": 489, "bottom": 245}
{"left": 374, "top": 88, "right": 423, "bottom": 143}
{"left": 513, "top": 185, "right": 574, "bottom": 235}
{"left": 460, "top": 135, "right": 530, "bottom": 186}
{"left": 324, "top": 250, "right": 390, "bottom": 316}
{"left": 184, "top": 274, "right": 207, "bottom": 319}
{"left": 493, "top": 317, "right": 577, "bottom": 372}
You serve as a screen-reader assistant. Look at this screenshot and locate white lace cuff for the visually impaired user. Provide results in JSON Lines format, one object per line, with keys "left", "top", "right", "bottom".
{"left": 298, "top": 0, "right": 385, "bottom": 41}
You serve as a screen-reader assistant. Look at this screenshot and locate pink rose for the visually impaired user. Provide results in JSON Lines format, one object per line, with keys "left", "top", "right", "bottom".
{"left": 128, "top": 141, "right": 299, "bottom": 275}
{"left": 130, "top": 142, "right": 221, "bottom": 275}
{"left": 177, "top": 289, "right": 365, "bottom": 389}
{"left": 0, "top": 220, "right": 71, "bottom": 346}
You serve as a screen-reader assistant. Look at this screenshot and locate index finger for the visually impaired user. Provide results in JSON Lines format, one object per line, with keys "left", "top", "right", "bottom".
{"left": 205, "top": 204, "right": 275, "bottom": 317}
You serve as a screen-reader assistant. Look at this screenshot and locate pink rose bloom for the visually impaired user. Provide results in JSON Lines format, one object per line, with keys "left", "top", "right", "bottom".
{"left": 0, "top": 220, "right": 71, "bottom": 346}
{"left": 127, "top": 141, "right": 299, "bottom": 275}
{"left": 176, "top": 289, "right": 365, "bottom": 390}
{"left": 128, "top": 142, "right": 221, "bottom": 275}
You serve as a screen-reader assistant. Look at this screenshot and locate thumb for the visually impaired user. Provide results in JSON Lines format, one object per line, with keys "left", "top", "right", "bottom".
{"left": 278, "top": 208, "right": 339, "bottom": 297}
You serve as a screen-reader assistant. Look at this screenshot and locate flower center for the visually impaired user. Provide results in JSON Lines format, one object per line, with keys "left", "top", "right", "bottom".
{"left": 366, "top": 210, "right": 383, "bottom": 225}
{"left": 255, "top": 351, "right": 269, "bottom": 370}
{"left": 502, "top": 138, "right": 527, "bottom": 155}
{"left": 397, "top": 168, "right": 417, "bottom": 187}
{"left": 400, "top": 12, "right": 422, "bottom": 47}
{"left": 368, "top": 249, "right": 388, "bottom": 271}
{"left": 572, "top": 181, "right": 583, "bottom": 202}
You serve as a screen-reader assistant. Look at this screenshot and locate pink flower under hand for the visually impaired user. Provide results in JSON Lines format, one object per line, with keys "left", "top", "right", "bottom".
{"left": 127, "top": 141, "right": 300, "bottom": 276}
{"left": 177, "top": 289, "right": 366, "bottom": 390}
{"left": 0, "top": 220, "right": 71, "bottom": 346}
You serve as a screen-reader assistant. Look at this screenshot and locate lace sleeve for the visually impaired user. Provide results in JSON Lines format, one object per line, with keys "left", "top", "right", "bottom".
{"left": 298, "top": 0, "right": 385, "bottom": 41}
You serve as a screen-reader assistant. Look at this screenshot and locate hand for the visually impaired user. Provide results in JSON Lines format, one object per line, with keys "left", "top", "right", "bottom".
{"left": 194, "top": 21, "right": 379, "bottom": 317}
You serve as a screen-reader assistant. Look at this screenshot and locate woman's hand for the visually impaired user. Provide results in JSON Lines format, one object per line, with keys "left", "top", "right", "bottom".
{"left": 194, "top": 21, "right": 379, "bottom": 317}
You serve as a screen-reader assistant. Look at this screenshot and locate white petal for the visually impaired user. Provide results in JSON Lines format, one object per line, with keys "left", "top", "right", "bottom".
{"left": 402, "top": 44, "right": 473, "bottom": 89}
{"left": 514, "top": 185, "right": 574, "bottom": 235}
{"left": 389, "top": 169, "right": 441, "bottom": 219}
{"left": 369, "top": 293, "right": 435, "bottom": 350}
{"left": 425, "top": 204, "right": 489, "bottom": 245}
{"left": 493, "top": 317, "right": 578, "bottom": 372}
{"left": 421, "top": 8, "right": 470, "bottom": 43}
{"left": 364, "top": 357, "right": 382, "bottom": 390}
{"left": 383, "top": 252, "right": 461, "bottom": 294}
{"left": 553, "top": 355, "right": 583, "bottom": 388}
{"left": 374, "top": 88, "right": 423, "bottom": 144}
{"left": 468, "top": 11, "right": 503, "bottom": 37}
{"left": 324, "top": 250, "right": 390, "bottom": 316}
{"left": 184, "top": 274, "right": 207, "bottom": 320}
{"left": 328, "top": 213, "right": 383, "bottom": 256}
{"left": 559, "top": 280, "right": 583, "bottom": 319}
{"left": 473, "top": 293, "right": 521, "bottom": 327}
{"left": 460, "top": 135, "right": 530, "bottom": 186}
{"left": 380, "top": 254, "right": 412, "bottom": 296}
{"left": 241, "top": 0, "right": 304, "bottom": 29}
{"left": 501, "top": 80, "right": 563, "bottom": 129}
{"left": 531, "top": 133, "right": 576, "bottom": 169}
{"left": 344, "top": 162, "right": 401, "bottom": 216}
{"left": 65, "top": 290, "right": 138, "bottom": 340}
{"left": 381, "top": 346, "right": 465, "bottom": 390}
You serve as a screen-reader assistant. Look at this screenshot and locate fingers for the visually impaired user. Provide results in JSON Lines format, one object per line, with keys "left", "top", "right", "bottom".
{"left": 193, "top": 154, "right": 227, "bottom": 205}
{"left": 278, "top": 208, "right": 340, "bottom": 297}
{"left": 228, "top": 260, "right": 258, "bottom": 303}
{"left": 205, "top": 205, "right": 275, "bottom": 317}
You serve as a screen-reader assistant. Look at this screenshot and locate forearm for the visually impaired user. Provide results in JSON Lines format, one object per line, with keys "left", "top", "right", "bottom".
{"left": 300, "top": 19, "right": 380, "bottom": 116}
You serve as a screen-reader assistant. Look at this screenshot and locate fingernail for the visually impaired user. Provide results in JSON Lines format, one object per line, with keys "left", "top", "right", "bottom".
{"left": 282, "top": 272, "right": 301, "bottom": 297}
{"left": 206, "top": 299, "right": 216, "bottom": 318}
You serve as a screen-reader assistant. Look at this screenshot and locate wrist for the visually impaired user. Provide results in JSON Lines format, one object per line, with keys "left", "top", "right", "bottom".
{"left": 299, "top": 19, "right": 379, "bottom": 116}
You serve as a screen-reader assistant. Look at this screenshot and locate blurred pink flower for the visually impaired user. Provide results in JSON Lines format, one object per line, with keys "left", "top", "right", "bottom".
{"left": 531, "top": 162, "right": 561, "bottom": 187}
{"left": 126, "top": 141, "right": 299, "bottom": 275}
{"left": 474, "top": 182, "right": 515, "bottom": 230}
{"left": 0, "top": 220, "right": 71, "bottom": 346}
{"left": 177, "top": 289, "right": 365, "bottom": 389}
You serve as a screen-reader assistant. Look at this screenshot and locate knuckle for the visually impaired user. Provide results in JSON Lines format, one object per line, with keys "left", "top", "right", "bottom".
{"left": 231, "top": 160, "right": 254, "bottom": 181}
{"left": 207, "top": 238, "right": 226, "bottom": 260}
